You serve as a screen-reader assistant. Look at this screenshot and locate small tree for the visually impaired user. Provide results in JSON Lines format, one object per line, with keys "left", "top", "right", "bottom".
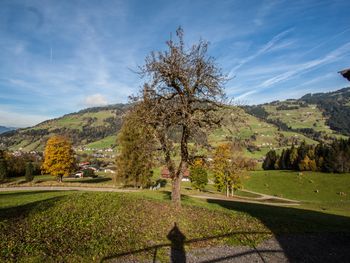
{"left": 25, "top": 162, "right": 34, "bottom": 182}
{"left": 41, "top": 136, "right": 75, "bottom": 182}
{"left": 189, "top": 160, "right": 208, "bottom": 191}
{"left": 213, "top": 143, "right": 253, "bottom": 197}
{"left": 0, "top": 158, "right": 8, "bottom": 182}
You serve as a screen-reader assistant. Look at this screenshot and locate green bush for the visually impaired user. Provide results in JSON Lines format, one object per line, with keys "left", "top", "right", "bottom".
{"left": 189, "top": 166, "right": 208, "bottom": 191}
{"left": 0, "top": 159, "right": 7, "bottom": 182}
{"left": 25, "top": 162, "right": 34, "bottom": 182}
{"left": 82, "top": 168, "right": 97, "bottom": 178}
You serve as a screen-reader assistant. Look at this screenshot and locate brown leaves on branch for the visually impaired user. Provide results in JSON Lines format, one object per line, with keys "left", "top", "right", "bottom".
{"left": 132, "top": 27, "right": 230, "bottom": 207}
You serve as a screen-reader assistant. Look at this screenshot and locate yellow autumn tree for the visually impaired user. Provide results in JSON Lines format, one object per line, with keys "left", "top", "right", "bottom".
{"left": 213, "top": 143, "right": 255, "bottom": 197}
{"left": 42, "top": 136, "right": 76, "bottom": 182}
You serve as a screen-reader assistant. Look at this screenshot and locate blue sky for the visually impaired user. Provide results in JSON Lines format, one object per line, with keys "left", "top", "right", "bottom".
{"left": 0, "top": 0, "right": 349, "bottom": 127}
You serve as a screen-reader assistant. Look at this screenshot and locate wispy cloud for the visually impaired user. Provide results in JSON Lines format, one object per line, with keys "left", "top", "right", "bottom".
{"left": 228, "top": 28, "right": 294, "bottom": 77}
{"left": 259, "top": 42, "right": 350, "bottom": 88}
{"left": 1, "top": 0, "right": 350, "bottom": 125}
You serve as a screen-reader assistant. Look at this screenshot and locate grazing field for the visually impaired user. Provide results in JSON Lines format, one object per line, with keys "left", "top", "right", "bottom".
{"left": 84, "top": 135, "right": 116, "bottom": 149}
{"left": 242, "top": 170, "right": 350, "bottom": 216}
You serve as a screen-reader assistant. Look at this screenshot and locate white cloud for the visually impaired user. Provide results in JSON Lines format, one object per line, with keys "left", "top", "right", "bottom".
{"left": 259, "top": 42, "right": 350, "bottom": 88}
{"left": 83, "top": 93, "right": 109, "bottom": 107}
{"left": 228, "top": 28, "right": 294, "bottom": 77}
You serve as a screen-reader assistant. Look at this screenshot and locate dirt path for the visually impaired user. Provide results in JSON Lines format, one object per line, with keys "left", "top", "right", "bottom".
{"left": 190, "top": 193, "right": 300, "bottom": 206}
{"left": 0, "top": 186, "right": 300, "bottom": 206}
{"left": 239, "top": 189, "right": 300, "bottom": 203}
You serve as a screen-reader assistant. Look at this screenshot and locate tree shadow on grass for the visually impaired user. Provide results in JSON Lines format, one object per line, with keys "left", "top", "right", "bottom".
{"left": 156, "top": 191, "right": 191, "bottom": 202}
{"left": 0, "top": 190, "right": 63, "bottom": 197}
{"left": 0, "top": 195, "right": 67, "bottom": 221}
{"left": 206, "top": 198, "right": 350, "bottom": 262}
{"left": 66, "top": 177, "right": 112, "bottom": 184}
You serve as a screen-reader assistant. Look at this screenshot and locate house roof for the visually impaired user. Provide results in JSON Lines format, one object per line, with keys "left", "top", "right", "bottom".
{"left": 339, "top": 68, "right": 350, "bottom": 81}
{"left": 161, "top": 167, "right": 190, "bottom": 177}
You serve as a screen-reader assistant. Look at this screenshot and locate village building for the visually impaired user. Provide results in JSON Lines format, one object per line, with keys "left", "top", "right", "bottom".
{"left": 161, "top": 167, "right": 190, "bottom": 181}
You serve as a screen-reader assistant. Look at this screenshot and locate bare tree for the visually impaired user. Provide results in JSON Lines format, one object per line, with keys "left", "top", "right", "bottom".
{"left": 136, "top": 28, "right": 227, "bottom": 207}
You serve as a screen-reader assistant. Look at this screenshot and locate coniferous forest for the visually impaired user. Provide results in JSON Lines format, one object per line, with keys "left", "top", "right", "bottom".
{"left": 263, "top": 138, "right": 350, "bottom": 173}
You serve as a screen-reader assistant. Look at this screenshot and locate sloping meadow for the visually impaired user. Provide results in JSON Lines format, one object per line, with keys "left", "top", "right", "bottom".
{"left": 0, "top": 192, "right": 268, "bottom": 262}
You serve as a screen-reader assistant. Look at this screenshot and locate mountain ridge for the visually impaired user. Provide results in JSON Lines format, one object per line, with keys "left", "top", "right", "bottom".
{"left": 1, "top": 88, "right": 349, "bottom": 156}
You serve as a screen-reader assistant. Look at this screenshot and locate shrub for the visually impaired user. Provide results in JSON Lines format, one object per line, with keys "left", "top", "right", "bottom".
{"left": 0, "top": 159, "right": 8, "bottom": 182}
{"left": 189, "top": 165, "right": 208, "bottom": 191}
{"left": 83, "top": 168, "right": 97, "bottom": 178}
{"left": 25, "top": 162, "right": 34, "bottom": 182}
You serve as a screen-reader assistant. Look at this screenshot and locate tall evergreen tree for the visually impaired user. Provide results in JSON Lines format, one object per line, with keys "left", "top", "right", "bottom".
{"left": 25, "top": 162, "right": 34, "bottom": 182}
{"left": 0, "top": 158, "right": 8, "bottom": 182}
{"left": 263, "top": 150, "right": 278, "bottom": 170}
{"left": 116, "top": 105, "right": 155, "bottom": 188}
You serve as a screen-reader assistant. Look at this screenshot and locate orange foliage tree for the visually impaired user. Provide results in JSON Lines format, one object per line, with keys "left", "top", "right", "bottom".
{"left": 41, "top": 136, "right": 76, "bottom": 182}
{"left": 212, "top": 143, "right": 255, "bottom": 197}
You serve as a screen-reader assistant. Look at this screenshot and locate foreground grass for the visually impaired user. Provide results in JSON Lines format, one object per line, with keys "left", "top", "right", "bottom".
{"left": 0, "top": 191, "right": 269, "bottom": 262}
{"left": 243, "top": 170, "right": 350, "bottom": 216}
{"left": 1, "top": 190, "right": 350, "bottom": 262}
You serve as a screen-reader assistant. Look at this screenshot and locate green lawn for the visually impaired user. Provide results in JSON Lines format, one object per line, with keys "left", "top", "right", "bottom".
{"left": 1, "top": 190, "right": 350, "bottom": 262}
{"left": 242, "top": 170, "right": 350, "bottom": 216}
{"left": 0, "top": 191, "right": 269, "bottom": 262}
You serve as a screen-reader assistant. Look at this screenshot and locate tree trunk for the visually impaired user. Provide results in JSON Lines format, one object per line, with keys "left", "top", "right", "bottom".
{"left": 226, "top": 185, "right": 229, "bottom": 197}
{"left": 171, "top": 176, "right": 182, "bottom": 208}
{"left": 231, "top": 186, "right": 234, "bottom": 197}
{"left": 171, "top": 125, "right": 189, "bottom": 208}
{"left": 57, "top": 175, "right": 63, "bottom": 183}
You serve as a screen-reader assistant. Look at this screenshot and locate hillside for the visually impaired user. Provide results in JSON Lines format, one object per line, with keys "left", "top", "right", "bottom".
{"left": 0, "top": 106, "right": 317, "bottom": 159}
{"left": 0, "top": 104, "right": 128, "bottom": 151}
{"left": 244, "top": 87, "right": 350, "bottom": 143}
{"left": 1, "top": 88, "right": 349, "bottom": 157}
{"left": 300, "top": 87, "right": 350, "bottom": 135}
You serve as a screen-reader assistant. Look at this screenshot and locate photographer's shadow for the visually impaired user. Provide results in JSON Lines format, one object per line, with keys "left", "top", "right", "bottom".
{"left": 167, "top": 223, "right": 186, "bottom": 263}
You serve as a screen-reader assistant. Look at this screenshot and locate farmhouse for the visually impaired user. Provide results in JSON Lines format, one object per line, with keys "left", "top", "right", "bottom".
{"left": 161, "top": 167, "right": 190, "bottom": 181}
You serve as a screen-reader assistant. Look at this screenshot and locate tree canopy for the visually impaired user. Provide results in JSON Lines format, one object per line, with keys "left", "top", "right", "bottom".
{"left": 213, "top": 143, "right": 255, "bottom": 197}
{"left": 41, "top": 136, "right": 75, "bottom": 182}
{"left": 116, "top": 105, "right": 155, "bottom": 188}
{"left": 135, "top": 27, "right": 227, "bottom": 207}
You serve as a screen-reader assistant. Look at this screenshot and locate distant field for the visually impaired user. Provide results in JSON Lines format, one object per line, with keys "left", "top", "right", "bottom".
{"left": 242, "top": 170, "right": 350, "bottom": 216}
{"left": 85, "top": 135, "right": 116, "bottom": 149}
{"left": 263, "top": 104, "right": 329, "bottom": 132}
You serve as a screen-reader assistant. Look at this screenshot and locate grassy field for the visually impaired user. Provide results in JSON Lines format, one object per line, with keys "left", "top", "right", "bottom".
{"left": 85, "top": 135, "right": 116, "bottom": 149}
{"left": 0, "top": 191, "right": 269, "bottom": 262}
{"left": 242, "top": 170, "right": 350, "bottom": 216}
{"left": 1, "top": 189, "right": 350, "bottom": 262}
{"left": 263, "top": 104, "right": 332, "bottom": 133}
